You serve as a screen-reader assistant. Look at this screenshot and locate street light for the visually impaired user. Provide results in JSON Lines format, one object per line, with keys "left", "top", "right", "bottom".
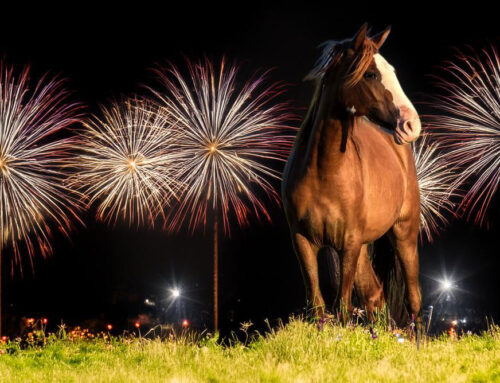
{"left": 440, "top": 279, "right": 453, "bottom": 291}
{"left": 171, "top": 288, "right": 181, "bottom": 299}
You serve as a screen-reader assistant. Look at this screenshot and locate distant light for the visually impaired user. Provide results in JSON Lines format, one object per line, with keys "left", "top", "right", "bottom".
{"left": 460, "top": 318, "right": 467, "bottom": 324}
{"left": 106, "top": 324, "right": 113, "bottom": 331}
{"left": 134, "top": 321, "right": 140, "bottom": 328}
{"left": 144, "top": 298, "right": 156, "bottom": 306}
{"left": 42, "top": 318, "right": 48, "bottom": 325}
{"left": 451, "top": 320, "right": 458, "bottom": 326}
{"left": 397, "top": 338, "right": 405, "bottom": 343}
{"left": 440, "top": 279, "right": 453, "bottom": 291}
{"left": 171, "top": 288, "right": 181, "bottom": 298}
{"left": 182, "top": 319, "right": 189, "bottom": 328}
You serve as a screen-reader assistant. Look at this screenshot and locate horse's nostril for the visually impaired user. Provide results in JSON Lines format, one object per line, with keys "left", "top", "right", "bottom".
{"left": 403, "top": 120, "right": 413, "bottom": 133}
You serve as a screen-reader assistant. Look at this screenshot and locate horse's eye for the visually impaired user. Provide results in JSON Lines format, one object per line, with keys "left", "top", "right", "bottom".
{"left": 364, "top": 72, "right": 377, "bottom": 80}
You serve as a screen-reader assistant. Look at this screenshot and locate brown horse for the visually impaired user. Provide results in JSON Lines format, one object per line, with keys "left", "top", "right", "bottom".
{"left": 282, "top": 25, "right": 422, "bottom": 321}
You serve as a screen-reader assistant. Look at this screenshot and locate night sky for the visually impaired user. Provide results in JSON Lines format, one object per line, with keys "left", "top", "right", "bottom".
{"left": 1, "top": 3, "right": 498, "bottom": 334}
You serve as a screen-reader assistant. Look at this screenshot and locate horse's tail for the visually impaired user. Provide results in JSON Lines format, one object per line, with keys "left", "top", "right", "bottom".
{"left": 370, "top": 236, "right": 409, "bottom": 327}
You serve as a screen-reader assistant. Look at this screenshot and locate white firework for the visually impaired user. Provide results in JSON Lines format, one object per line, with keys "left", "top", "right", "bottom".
{"left": 428, "top": 46, "right": 500, "bottom": 225}
{"left": 413, "top": 134, "right": 457, "bottom": 242}
{"left": 73, "top": 98, "right": 181, "bottom": 227}
{"left": 150, "top": 58, "right": 295, "bottom": 232}
{"left": 0, "top": 63, "right": 81, "bottom": 267}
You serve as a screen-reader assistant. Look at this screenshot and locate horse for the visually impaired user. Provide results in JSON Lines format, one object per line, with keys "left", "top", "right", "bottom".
{"left": 282, "top": 24, "right": 422, "bottom": 322}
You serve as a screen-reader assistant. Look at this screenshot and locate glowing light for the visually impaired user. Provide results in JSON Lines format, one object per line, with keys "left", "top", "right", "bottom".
{"left": 441, "top": 279, "right": 453, "bottom": 291}
{"left": 427, "top": 46, "right": 500, "bottom": 225}
{"left": 134, "top": 321, "right": 140, "bottom": 328}
{"left": 71, "top": 98, "right": 181, "bottom": 227}
{"left": 106, "top": 324, "right": 113, "bottom": 331}
{"left": 171, "top": 288, "right": 181, "bottom": 298}
{"left": 150, "top": 58, "right": 296, "bottom": 232}
{"left": 42, "top": 318, "right": 48, "bottom": 325}
{"left": 182, "top": 319, "right": 189, "bottom": 328}
{"left": 451, "top": 320, "right": 458, "bottom": 326}
{"left": 0, "top": 62, "right": 81, "bottom": 264}
{"left": 144, "top": 298, "right": 155, "bottom": 306}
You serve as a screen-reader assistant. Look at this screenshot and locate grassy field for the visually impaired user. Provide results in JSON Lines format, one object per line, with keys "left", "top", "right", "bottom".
{"left": 0, "top": 318, "right": 499, "bottom": 382}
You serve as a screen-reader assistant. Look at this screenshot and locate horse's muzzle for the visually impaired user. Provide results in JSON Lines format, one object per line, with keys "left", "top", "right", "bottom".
{"left": 394, "top": 106, "right": 421, "bottom": 144}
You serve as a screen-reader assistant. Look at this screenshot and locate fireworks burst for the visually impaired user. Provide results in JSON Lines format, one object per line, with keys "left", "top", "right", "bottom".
{"left": 73, "top": 98, "right": 181, "bottom": 227}
{"left": 150, "top": 59, "right": 296, "bottom": 232}
{"left": 0, "top": 63, "right": 81, "bottom": 267}
{"left": 413, "top": 134, "right": 457, "bottom": 242}
{"left": 428, "top": 46, "right": 500, "bottom": 225}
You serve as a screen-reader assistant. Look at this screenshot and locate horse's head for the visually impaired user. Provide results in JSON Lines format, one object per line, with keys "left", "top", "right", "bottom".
{"left": 312, "top": 24, "right": 421, "bottom": 144}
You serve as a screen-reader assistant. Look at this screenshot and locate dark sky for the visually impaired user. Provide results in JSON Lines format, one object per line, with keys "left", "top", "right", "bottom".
{"left": 1, "top": 2, "right": 498, "bottom": 333}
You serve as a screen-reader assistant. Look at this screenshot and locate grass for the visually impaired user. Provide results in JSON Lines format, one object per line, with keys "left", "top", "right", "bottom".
{"left": 0, "top": 318, "right": 499, "bottom": 382}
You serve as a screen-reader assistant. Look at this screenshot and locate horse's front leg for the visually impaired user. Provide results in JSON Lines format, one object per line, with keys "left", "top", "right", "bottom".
{"left": 390, "top": 222, "right": 421, "bottom": 318}
{"left": 340, "top": 238, "right": 362, "bottom": 316}
{"left": 292, "top": 232, "right": 325, "bottom": 320}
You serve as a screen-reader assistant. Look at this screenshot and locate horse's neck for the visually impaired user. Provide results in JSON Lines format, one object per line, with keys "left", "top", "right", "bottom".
{"left": 293, "top": 77, "right": 349, "bottom": 158}
{"left": 305, "top": 114, "right": 408, "bottom": 174}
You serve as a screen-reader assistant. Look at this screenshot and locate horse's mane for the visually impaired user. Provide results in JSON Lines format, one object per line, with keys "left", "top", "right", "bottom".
{"left": 293, "top": 37, "right": 378, "bottom": 150}
{"left": 305, "top": 38, "right": 378, "bottom": 87}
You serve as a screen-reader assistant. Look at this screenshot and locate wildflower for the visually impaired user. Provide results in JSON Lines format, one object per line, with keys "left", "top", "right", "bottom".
{"left": 317, "top": 316, "right": 326, "bottom": 331}
{"left": 353, "top": 308, "right": 365, "bottom": 318}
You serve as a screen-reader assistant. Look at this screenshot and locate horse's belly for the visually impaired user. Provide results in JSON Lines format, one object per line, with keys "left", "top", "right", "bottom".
{"left": 297, "top": 188, "right": 402, "bottom": 248}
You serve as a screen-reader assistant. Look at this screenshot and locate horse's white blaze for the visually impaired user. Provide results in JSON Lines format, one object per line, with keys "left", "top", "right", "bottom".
{"left": 374, "top": 53, "right": 421, "bottom": 143}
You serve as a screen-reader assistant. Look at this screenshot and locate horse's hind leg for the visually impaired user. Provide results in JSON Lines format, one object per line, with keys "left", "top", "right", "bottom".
{"left": 293, "top": 232, "right": 325, "bottom": 319}
{"left": 339, "top": 239, "right": 362, "bottom": 315}
{"left": 354, "top": 244, "right": 384, "bottom": 318}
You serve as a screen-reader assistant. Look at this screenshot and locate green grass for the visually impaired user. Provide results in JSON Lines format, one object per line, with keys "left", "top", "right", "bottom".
{"left": 1, "top": 319, "right": 499, "bottom": 382}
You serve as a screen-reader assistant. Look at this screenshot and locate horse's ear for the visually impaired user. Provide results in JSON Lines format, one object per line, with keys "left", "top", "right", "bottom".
{"left": 353, "top": 23, "right": 368, "bottom": 51}
{"left": 371, "top": 26, "right": 391, "bottom": 50}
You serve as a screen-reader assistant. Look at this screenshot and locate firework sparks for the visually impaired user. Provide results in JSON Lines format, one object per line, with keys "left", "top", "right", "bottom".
{"left": 150, "top": 58, "right": 296, "bottom": 232}
{"left": 427, "top": 46, "right": 500, "bottom": 225}
{"left": 0, "top": 63, "right": 81, "bottom": 267}
{"left": 413, "top": 134, "right": 457, "bottom": 242}
{"left": 73, "top": 98, "right": 181, "bottom": 227}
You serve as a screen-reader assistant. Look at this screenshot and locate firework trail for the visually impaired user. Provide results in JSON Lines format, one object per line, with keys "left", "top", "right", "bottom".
{"left": 0, "top": 63, "right": 81, "bottom": 268}
{"left": 73, "top": 98, "right": 181, "bottom": 227}
{"left": 150, "top": 58, "right": 296, "bottom": 232}
{"left": 427, "top": 46, "right": 500, "bottom": 225}
{"left": 413, "top": 134, "right": 457, "bottom": 242}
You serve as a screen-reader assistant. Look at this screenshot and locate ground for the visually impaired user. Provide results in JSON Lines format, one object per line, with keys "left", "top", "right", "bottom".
{"left": 0, "top": 319, "right": 499, "bottom": 382}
